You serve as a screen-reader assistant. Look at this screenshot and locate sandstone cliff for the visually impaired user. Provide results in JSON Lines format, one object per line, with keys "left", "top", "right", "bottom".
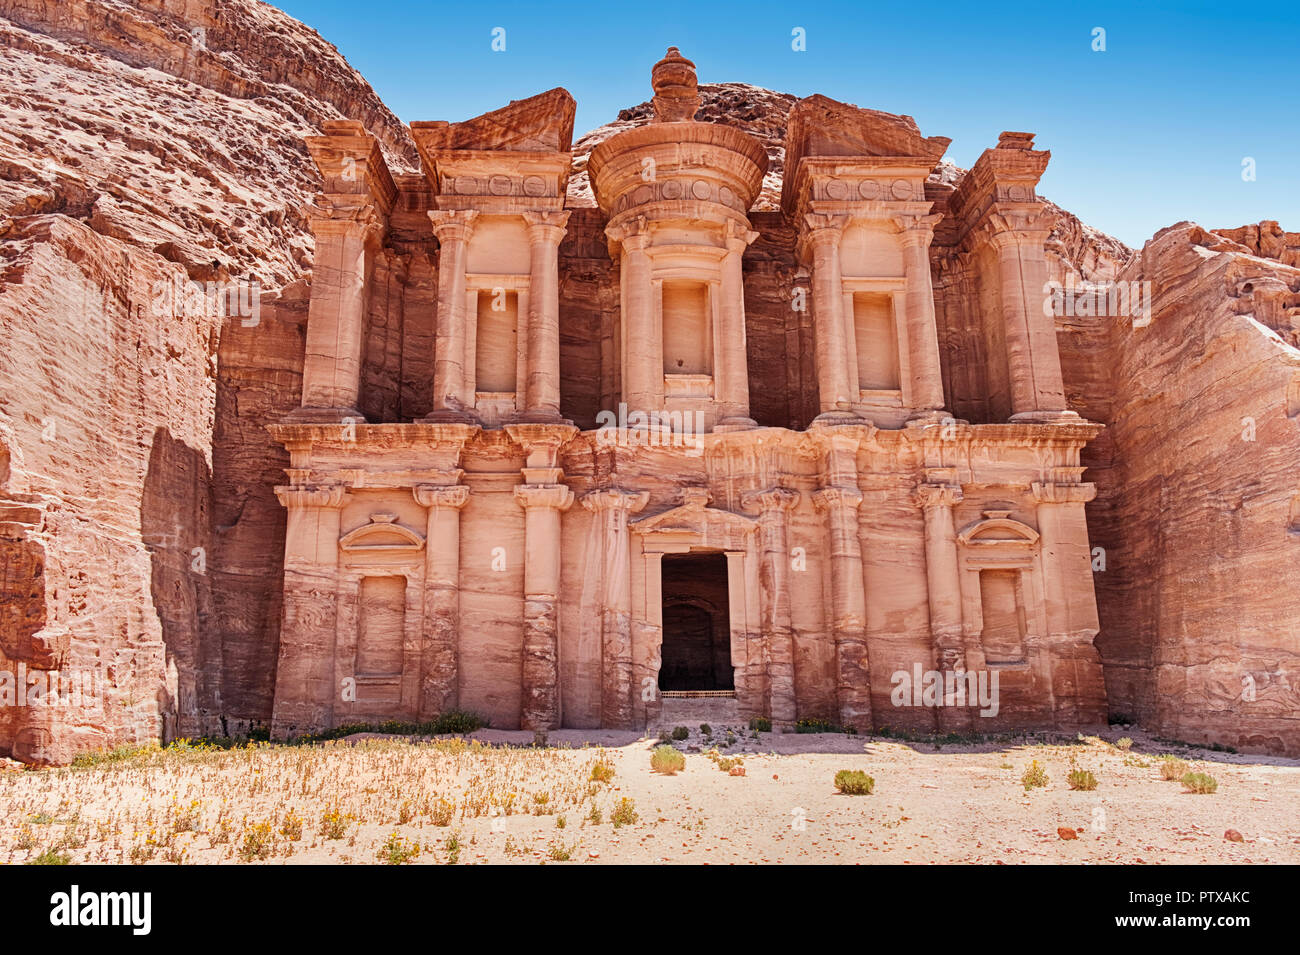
{"left": 1061, "top": 221, "right": 1300, "bottom": 753}
{"left": 0, "top": 0, "right": 414, "bottom": 284}
{"left": 0, "top": 0, "right": 412, "bottom": 754}
{"left": 1, "top": 0, "right": 1294, "bottom": 760}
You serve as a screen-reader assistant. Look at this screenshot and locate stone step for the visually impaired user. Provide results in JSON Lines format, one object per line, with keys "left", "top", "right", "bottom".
{"left": 655, "top": 692, "right": 742, "bottom": 730}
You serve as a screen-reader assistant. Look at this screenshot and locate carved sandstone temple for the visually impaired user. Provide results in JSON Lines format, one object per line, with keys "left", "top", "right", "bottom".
{"left": 267, "top": 50, "right": 1106, "bottom": 737}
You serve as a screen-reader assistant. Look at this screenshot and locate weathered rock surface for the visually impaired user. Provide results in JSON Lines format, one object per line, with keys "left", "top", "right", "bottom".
{"left": 0, "top": 0, "right": 409, "bottom": 754}
{"left": 0, "top": 214, "right": 220, "bottom": 762}
{"left": 0, "top": 0, "right": 1295, "bottom": 759}
{"left": 0, "top": 0, "right": 414, "bottom": 285}
{"left": 1063, "top": 221, "right": 1300, "bottom": 754}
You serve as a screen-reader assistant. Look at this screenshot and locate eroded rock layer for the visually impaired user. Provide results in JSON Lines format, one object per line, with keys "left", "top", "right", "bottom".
{"left": 0, "top": 1, "right": 1295, "bottom": 760}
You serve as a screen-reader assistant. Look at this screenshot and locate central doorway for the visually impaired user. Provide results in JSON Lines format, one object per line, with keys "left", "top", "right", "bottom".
{"left": 659, "top": 551, "right": 733, "bottom": 691}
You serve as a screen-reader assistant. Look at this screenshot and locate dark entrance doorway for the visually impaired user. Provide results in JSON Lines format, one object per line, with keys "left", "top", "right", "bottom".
{"left": 659, "top": 552, "right": 733, "bottom": 691}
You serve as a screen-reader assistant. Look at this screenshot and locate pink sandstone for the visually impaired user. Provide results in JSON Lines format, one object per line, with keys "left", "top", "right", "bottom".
{"left": 0, "top": 4, "right": 1295, "bottom": 763}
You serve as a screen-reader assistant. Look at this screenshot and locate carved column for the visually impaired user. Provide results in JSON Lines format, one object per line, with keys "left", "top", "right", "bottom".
{"left": 814, "top": 485, "right": 871, "bottom": 730}
{"left": 985, "top": 213, "right": 1068, "bottom": 419}
{"left": 914, "top": 481, "right": 968, "bottom": 729}
{"left": 296, "top": 207, "right": 382, "bottom": 421}
{"left": 896, "top": 213, "right": 947, "bottom": 413}
{"left": 803, "top": 214, "right": 854, "bottom": 419}
{"left": 521, "top": 210, "right": 570, "bottom": 421}
{"left": 514, "top": 483, "right": 574, "bottom": 730}
{"left": 582, "top": 488, "right": 649, "bottom": 728}
{"left": 716, "top": 221, "right": 759, "bottom": 430}
{"left": 426, "top": 210, "right": 479, "bottom": 421}
{"left": 1032, "top": 479, "right": 1105, "bottom": 727}
{"left": 271, "top": 483, "right": 349, "bottom": 738}
{"left": 413, "top": 478, "right": 470, "bottom": 718}
{"left": 609, "top": 216, "right": 659, "bottom": 417}
{"left": 508, "top": 422, "right": 578, "bottom": 731}
{"left": 743, "top": 486, "right": 800, "bottom": 729}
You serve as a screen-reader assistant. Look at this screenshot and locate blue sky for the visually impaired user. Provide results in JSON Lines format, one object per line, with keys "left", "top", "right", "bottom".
{"left": 271, "top": 0, "right": 1297, "bottom": 247}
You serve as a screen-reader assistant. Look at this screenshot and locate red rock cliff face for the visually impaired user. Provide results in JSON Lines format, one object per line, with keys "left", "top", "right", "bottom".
{"left": 0, "top": 0, "right": 413, "bottom": 752}
{"left": 2, "top": 1, "right": 1295, "bottom": 758}
{"left": 1060, "top": 222, "right": 1300, "bottom": 754}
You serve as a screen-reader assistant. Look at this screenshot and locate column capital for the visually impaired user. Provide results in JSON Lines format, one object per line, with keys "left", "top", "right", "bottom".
{"left": 605, "top": 214, "right": 651, "bottom": 252}
{"left": 723, "top": 219, "right": 760, "bottom": 252}
{"left": 275, "top": 483, "right": 349, "bottom": 510}
{"left": 522, "top": 209, "right": 571, "bottom": 245}
{"left": 913, "top": 482, "right": 963, "bottom": 509}
{"left": 893, "top": 212, "right": 944, "bottom": 248}
{"left": 802, "top": 211, "right": 848, "bottom": 241}
{"left": 1031, "top": 481, "right": 1097, "bottom": 505}
{"left": 514, "top": 484, "right": 575, "bottom": 512}
{"left": 813, "top": 486, "right": 863, "bottom": 511}
{"left": 581, "top": 487, "right": 650, "bottom": 514}
{"left": 311, "top": 201, "right": 385, "bottom": 244}
{"left": 742, "top": 486, "right": 801, "bottom": 514}
{"left": 413, "top": 483, "right": 471, "bottom": 509}
{"left": 428, "top": 208, "right": 479, "bottom": 245}
{"left": 974, "top": 208, "right": 1053, "bottom": 250}
{"left": 504, "top": 422, "right": 579, "bottom": 469}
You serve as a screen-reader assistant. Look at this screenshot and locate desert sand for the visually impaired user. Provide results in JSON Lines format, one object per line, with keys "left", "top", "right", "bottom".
{"left": 2, "top": 727, "right": 1294, "bottom": 865}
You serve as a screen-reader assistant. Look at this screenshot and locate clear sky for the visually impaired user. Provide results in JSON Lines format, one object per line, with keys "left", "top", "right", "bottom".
{"left": 271, "top": 0, "right": 1297, "bottom": 248}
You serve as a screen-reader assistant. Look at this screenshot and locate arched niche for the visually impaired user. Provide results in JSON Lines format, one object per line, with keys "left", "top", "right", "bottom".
{"left": 955, "top": 510, "right": 1046, "bottom": 667}
{"left": 336, "top": 513, "right": 426, "bottom": 720}
{"left": 339, "top": 513, "right": 426, "bottom": 555}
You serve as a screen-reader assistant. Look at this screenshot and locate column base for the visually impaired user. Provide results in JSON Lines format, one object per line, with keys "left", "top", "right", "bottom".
{"left": 281, "top": 406, "right": 365, "bottom": 425}
{"left": 420, "top": 408, "right": 479, "bottom": 425}
{"left": 509, "top": 409, "right": 573, "bottom": 427}
{"left": 809, "top": 410, "right": 865, "bottom": 428}
{"left": 905, "top": 409, "right": 954, "bottom": 427}
{"left": 1008, "top": 409, "right": 1083, "bottom": 425}
{"left": 713, "top": 416, "right": 758, "bottom": 433}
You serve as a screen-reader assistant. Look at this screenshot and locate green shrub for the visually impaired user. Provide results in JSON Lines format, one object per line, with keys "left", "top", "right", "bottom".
{"left": 589, "top": 757, "right": 615, "bottom": 784}
{"left": 547, "top": 838, "right": 575, "bottom": 861}
{"left": 651, "top": 744, "right": 685, "bottom": 775}
{"left": 611, "top": 797, "right": 638, "bottom": 828}
{"left": 319, "top": 808, "right": 352, "bottom": 839}
{"left": 238, "top": 822, "right": 274, "bottom": 862}
{"left": 1158, "top": 755, "right": 1189, "bottom": 780}
{"left": 1181, "top": 771, "right": 1218, "bottom": 794}
{"left": 1115, "top": 737, "right": 1133, "bottom": 751}
{"left": 699, "top": 723, "right": 711, "bottom": 736}
{"left": 26, "top": 849, "right": 72, "bottom": 865}
{"left": 70, "top": 744, "right": 157, "bottom": 769}
{"left": 796, "top": 718, "right": 834, "bottom": 733}
{"left": 671, "top": 726, "right": 689, "bottom": 741}
{"left": 1022, "top": 760, "right": 1049, "bottom": 790}
{"left": 748, "top": 716, "right": 772, "bottom": 733}
{"left": 1067, "top": 769, "right": 1099, "bottom": 791}
{"left": 833, "top": 770, "right": 874, "bottom": 795}
{"left": 430, "top": 710, "right": 486, "bottom": 734}
{"left": 378, "top": 831, "right": 420, "bottom": 864}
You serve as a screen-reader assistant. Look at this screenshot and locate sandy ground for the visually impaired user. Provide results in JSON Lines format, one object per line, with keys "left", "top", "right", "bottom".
{"left": 1, "top": 727, "right": 1296, "bottom": 864}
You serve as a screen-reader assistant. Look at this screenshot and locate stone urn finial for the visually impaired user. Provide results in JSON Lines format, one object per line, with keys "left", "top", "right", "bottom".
{"left": 651, "top": 46, "right": 699, "bottom": 123}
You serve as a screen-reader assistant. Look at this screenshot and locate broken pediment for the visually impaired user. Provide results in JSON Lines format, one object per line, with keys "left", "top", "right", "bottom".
{"left": 780, "top": 94, "right": 951, "bottom": 218}
{"left": 632, "top": 494, "right": 757, "bottom": 553}
{"left": 784, "top": 94, "right": 951, "bottom": 167}
{"left": 339, "top": 513, "right": 425, "bottom": 554}
{"left": 410, "top": 88, "right": 576, "bottom": 156}
{"left": 957, "top": 514, "right": 1040, "bottom": 546}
